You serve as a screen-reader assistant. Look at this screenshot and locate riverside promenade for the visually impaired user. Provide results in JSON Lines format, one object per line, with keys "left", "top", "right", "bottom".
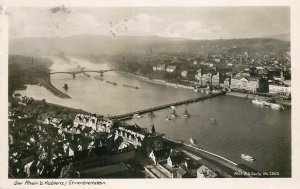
{"left": 163, "top": 136, "right": 258, "bottom": 178}
{"left": 109, "top": 91, "right": 226, "bottom": 120}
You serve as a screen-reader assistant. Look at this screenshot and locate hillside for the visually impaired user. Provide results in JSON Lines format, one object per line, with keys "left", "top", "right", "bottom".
{"left": 263, "top": 33, "right": 290, "bottom": 42}
{"left": 9, "top": 55, "right": 70, "bottom": 99}
{"left": 9, "top": 35, "right": 290, "bottom": 56}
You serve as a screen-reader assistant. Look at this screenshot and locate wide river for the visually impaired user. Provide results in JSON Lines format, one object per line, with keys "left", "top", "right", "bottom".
{"left": 17, "top": 57, "right": 291, "bottom": 177}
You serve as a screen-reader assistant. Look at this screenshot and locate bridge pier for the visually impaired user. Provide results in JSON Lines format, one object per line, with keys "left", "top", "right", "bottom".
{"left": 72, "top": 72, "right": 75, "bottom": 79}
{"left": 100, "top": 71, "right": 103, "bottom": 77}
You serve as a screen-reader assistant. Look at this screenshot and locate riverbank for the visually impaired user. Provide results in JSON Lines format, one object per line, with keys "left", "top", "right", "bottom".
{"left": 163, "top": 137, "right": 259, "bottom": 178}
{"left": 118, "top": 71, "right": 195, "bottom": 90}
{"left": 226, "top": 92, "right": 291, "bottom": 107}
{"left": 40, "top": 77, "right": 71, "bottom": 99}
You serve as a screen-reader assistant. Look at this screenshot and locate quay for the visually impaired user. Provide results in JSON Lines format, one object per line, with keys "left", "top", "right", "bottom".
{"left": 163, "top": 136, "right": 258, "bottom": 178}
{"left": 109, "top": 91, "right": 226, "bottom": 120}
{"left": 40, "top": 77, "right": 71, "bottom": 99}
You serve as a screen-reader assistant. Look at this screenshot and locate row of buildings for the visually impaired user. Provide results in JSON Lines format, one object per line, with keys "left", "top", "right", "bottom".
{"left": 152, "top": 64, "right": 291, "bottom": 95}
{"left": 147, "top": 148, "right": 218, "bottom": 178}
{"left": 9, "top": 105, "right": 166, "bottom": 178}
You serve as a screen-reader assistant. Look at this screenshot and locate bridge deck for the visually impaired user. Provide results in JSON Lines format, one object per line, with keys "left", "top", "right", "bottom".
{"left": 109, "top": 91, "right": 225, "bottom": 120}
{"left": 50, "top": 69, "right": 116, "bottom": 74}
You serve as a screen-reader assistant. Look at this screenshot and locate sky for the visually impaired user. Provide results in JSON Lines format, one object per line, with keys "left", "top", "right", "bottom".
{"left": 8, "top": 6, "right": 290, "bottom": 39}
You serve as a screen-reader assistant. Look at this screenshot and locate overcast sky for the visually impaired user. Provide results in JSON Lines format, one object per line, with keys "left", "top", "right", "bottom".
{"left": 9, "top": 7, "right": 290, "bottom": 39}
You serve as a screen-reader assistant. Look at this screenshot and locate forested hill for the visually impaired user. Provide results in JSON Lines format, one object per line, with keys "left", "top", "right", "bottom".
{"left": 10, "top": 35, "right": 290, "bottom": 56}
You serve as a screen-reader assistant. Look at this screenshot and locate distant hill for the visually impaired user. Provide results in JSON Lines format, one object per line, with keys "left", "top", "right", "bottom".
{"left": 9, "top": 34, "right": 290, "bottom": 56}
{"left": 263, "top": 33, "right": 290, "bottom": 42}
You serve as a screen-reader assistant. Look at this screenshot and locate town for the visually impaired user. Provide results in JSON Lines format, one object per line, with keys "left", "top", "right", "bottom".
{"left": 111, "top": 48, "right": 291, "bottom": 104}
{"left": 9, "top": 94, "right": 265, "bottom": 179}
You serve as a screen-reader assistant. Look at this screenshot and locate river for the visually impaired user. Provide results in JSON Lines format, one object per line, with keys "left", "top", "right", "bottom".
{"left": 16, "top": 56, "right": 291, "bottom": 177}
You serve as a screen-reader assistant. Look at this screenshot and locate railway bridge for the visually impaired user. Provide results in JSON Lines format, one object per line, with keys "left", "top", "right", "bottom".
{"left": 50, "top": 69, "right": 117, "bottom": 78}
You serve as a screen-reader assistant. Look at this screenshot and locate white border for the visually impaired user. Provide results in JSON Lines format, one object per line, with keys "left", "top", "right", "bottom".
{"left": 1, "top": 0, "right": 300, "bottom": 189}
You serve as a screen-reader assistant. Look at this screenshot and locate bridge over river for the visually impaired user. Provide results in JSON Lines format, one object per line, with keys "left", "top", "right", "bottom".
{"left": 50, "top": 69, "right": 117, "bottom": 78}
{"left": 109, "top": 91, "right": 226, "bottom": 120}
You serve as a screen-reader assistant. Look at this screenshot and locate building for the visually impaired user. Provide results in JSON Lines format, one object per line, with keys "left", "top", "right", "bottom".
{"left": 257, "top": 77, "right": 269, "bottom": 93}
{"left": 269, "top": 84, "right": 291, "bottom": 95}
{"left": 44, "top": 117, "right": 63, "bottom": 127}
{"left": 115, "top": 124, "right": 163, "bottom": 150}
{"left": 166, "top": 65, "right": 177, "bottom": 73}
{"left": 73, "top": 114, "right": 98, "bottom": 129}
{"left": 196, "top": 68, "right": 221, "bottom": 87}
{"left": 97, "top": 118, "right": 115, "bottom": 133}
{"left": 73, "top": 146, "right": 136, "bottom": 171}
{"left": 73, "top": 114, "right": 115, "bottom": 133}
{"left": 156, "top": 151, "right": 189, "bottom": 178}
{"left": 230, "top": 76, "right": 259, "bottom": 92}
{"left": 221, "top": 77, "right": 231, "bottom": 88}
{"left": 115, "top": 125, "right": 146, "bottom": 147}
{"left": 181, "top": 70, "right": 197, "bottom": 81}
{"left": 148, "top": 149, "right": 170, "bottom": 165}
{"left": 211, "top": 72, "right": 220, "bottom": 86}
{"left": 196, "top": 165, "right": 217, "bottom": 178}
{"left": 153, "top": 64, "right": 166, "bottom": 71}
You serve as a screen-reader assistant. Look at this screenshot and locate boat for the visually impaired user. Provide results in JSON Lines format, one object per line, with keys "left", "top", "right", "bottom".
{"left": 252, "top": 99, "right": 264, "bottom": 105}
{"left": 165, "top": 116, "right": 172, "bottom": 121}
{"left": 170, "top": 109, "right": 178, "bottom": 117}
{"left": 148, "top": 111, "right": 155, "bottom": 117}
{"left": 270, "top": 103, "right": 284, "bottom": 110}
{"left": 106, "top": 81, "right": 117, "bottom": 85}
{"left": 241, "top": 154, "right": 255, "bottom": 162}
{"left": 133, "top": 113, "right": 143, "bottom": 118}
{"left": 253, "top": 99, "right": 283, "bottom": 110}
{"left": 170, "top": 106, "right": 176, "bottom": 109}
{"left": 190, "top": 137, "right": 196, "bottom": 145}
{"left": 183, "top": 109, "right": 190, "bottom": 118}
{"left": 209, "top": 117, "right": 215, "bottom": 124}
{"left": 123, "top": 84, "right": 139, "bottom": 89}
{"left": 63, "top": 84, "right": 68, "bottom": 90}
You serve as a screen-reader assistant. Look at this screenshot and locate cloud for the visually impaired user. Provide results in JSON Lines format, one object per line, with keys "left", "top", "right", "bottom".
{"left": 8, "top": 7, "right": 288, "bottom": 39}
{"left": 125, "top": 13, "right": 164, "bottom": 36}
{"left": 9, "top": 7, "right": 104, "bottom": 38}
{"left": 160, "top": 20, "right": 225, "bottom": 39}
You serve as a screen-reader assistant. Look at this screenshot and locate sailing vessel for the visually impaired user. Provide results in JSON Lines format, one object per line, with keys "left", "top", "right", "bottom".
{"left": 190, "top": 137, "right": 196, "bottom": 145}
{"left": 183, "top": 109, "right": 190, "bottom": 118}
{"left": 165, "top": 116, "right": 172, "bottom": 121}
{"left": 63, "top": 84, "right": 68, "bottom": 90}
{"left": 170, "top": 109, "right": 178, "bottom": 117}
{"left": 148, "top": 111, "right": 155, "bottom": 117}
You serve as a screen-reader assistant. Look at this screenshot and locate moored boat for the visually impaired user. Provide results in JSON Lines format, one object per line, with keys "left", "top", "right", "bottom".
{"left": 252, "top": 99, "right": 264, "bottom": 105}
{"left": 165, "top": 116, "right": 172, "bottom": 121}
{"left": 170, "top": 109, "right": 178, "bottom": 117}
{"left": 270, "top": 103, "right": 284, "bottom": 110}
{"left": 183, "top": 109, "right": 190, "bottom": 118}
{"left": 209, "top": 117, "right": 215, "bottom": 124}
{"left": 133, "top": 113, "right": 143, "bottom": 118}
{"left": 148, "top": 111, "right": 155, "bottom": 117}
{"left": 252, "top": 98, "right": 284, "bottom": 110}
{"left": 241, "top": 154, "right": 255, "bottom": 162}
{"left": 190, "top": 137, "right": 196, "bottom": 145}
{"left": 63, "top": 84, "right": 68, "bottom": 90}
